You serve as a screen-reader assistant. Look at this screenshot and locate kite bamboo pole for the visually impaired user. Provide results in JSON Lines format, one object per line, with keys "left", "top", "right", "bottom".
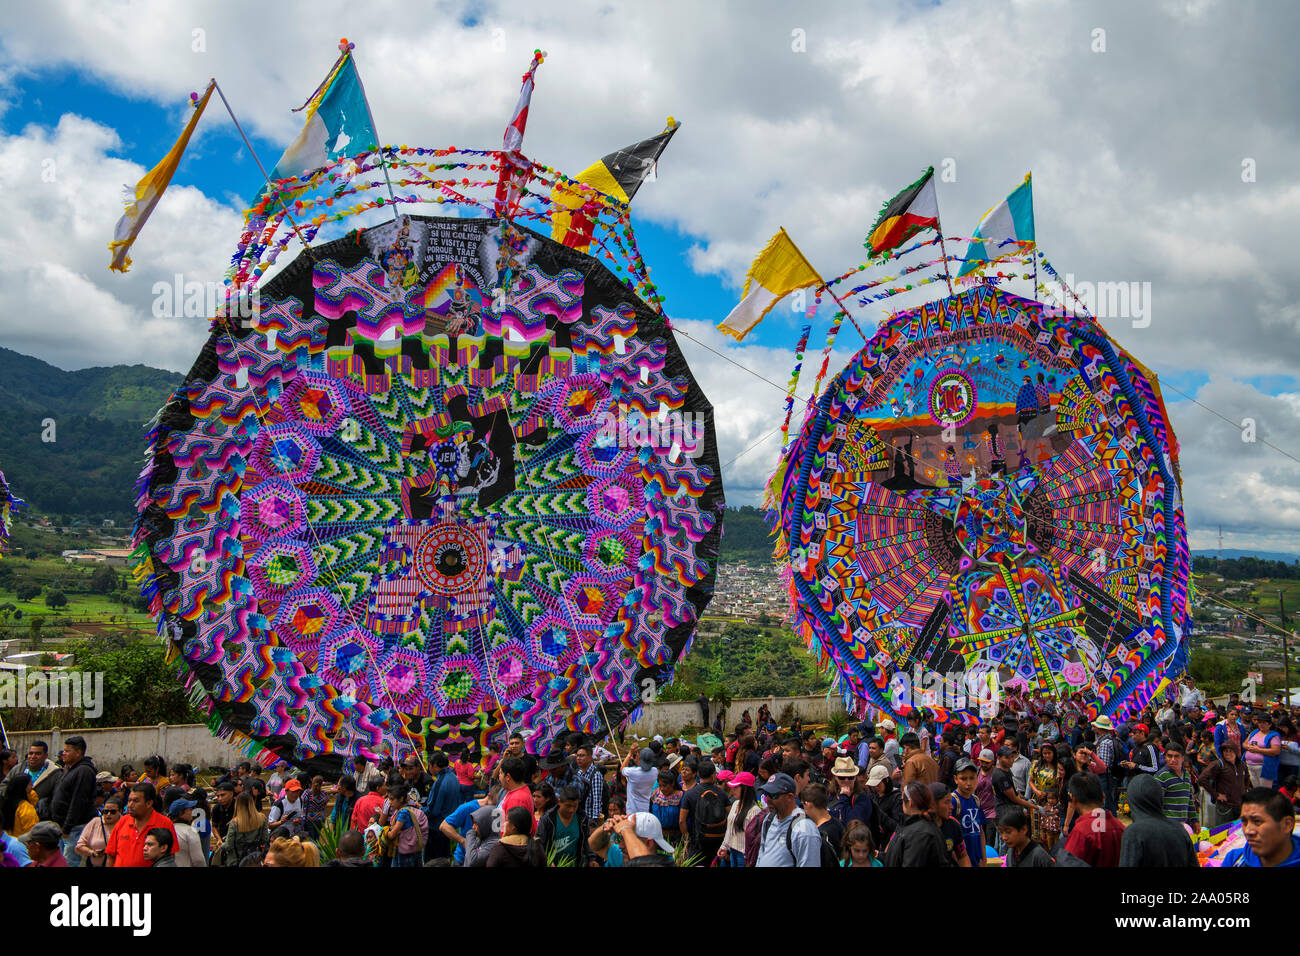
{"left": 212, "top": 80, "right": 318, "bottom": 264}
{"left": 348, "top": 45, "right": 401, "bottom": 222}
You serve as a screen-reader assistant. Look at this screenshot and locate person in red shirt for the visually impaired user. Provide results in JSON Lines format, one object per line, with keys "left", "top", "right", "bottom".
{"left": 350, "top": 777, "right": 388, "bottom": 831}
{"left": 107, "top": 783, "right": 177, "bottom": 868}
{"left": 497, "top": 756, "right": 537, "bottom": 835}
{"left": 1062, "top": 772, "right": 1124, "bottom": 867}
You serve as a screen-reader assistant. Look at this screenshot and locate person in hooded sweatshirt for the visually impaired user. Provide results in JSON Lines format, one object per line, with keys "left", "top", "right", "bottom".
{"left": 464, "top": 803, "right": 501, "bottom": 867}
{"left": 486, "top": 805, "right": 543, "bottom": 867}
{"left": 1118, "top": 774, "right": 1198, "bottom": 867}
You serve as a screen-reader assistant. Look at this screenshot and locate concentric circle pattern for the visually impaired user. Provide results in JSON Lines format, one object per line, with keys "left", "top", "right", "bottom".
{"left": 134, "top": 216, "right": 722, "bottom": 771}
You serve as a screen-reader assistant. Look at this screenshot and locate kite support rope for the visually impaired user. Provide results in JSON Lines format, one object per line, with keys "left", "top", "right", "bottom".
{"left": 212, "top": 80, "right": 318, "bottom": 263}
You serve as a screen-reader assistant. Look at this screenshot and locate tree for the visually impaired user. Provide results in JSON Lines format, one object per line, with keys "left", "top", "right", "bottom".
{"left": 89, "top": 565, "right": 119, "bottom": 595}
{"left": 28, "top": 616, "right": 44, "bottom": 646}
{"left": 1189, "top": 650, "right": 1234, "bottom": 694}
{"left": 54, "top": 637, "right": 204, "bottom": 727}
{"left": 45, "top": 589, "right": 68, "bottom": 610}
{"left": 15, "top": 582, "right": 40, "bottom": 602}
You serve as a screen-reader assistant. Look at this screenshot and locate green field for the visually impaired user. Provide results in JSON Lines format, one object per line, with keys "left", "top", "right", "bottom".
{"left": 0, "top": 553, "right": 154, "bottom": 649}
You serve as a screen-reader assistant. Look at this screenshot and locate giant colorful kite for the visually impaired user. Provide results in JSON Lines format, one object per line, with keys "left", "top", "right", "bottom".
{"left": 772, "top": 274, "right": 1189, "bottom": 726}
{"left": 126, "top": 53, "right": 720, "bottom": 771}
{"left": 0, "top": 468, "right": 21, "bottom": 554}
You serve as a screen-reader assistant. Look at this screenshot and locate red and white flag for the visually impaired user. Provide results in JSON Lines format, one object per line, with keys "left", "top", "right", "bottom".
{"left": 494, "top": 50, "right": 545, "bottom": 218}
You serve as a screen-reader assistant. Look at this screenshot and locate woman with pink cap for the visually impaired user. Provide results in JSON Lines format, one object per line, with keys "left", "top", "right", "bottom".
{"left": 717, "top": 771, "right": 759, "bottom": 867}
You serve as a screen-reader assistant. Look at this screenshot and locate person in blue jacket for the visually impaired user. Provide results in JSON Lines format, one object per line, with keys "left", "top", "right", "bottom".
{"left": 1223, "top": 788, "right": 1300, "bottom": 868}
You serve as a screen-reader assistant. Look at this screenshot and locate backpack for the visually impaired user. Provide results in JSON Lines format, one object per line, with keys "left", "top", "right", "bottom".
{"left": 216, "top": 822, "right": 268, "bottom": 866}
{"left": 763, "top": 812, "right": 838, "bottom": 867}
{"left": 693, "top": 784, "right": 728, "bottom": 844}
{"left": 395, "top": 806, "right": 428, "bottom": 856}
{"left": 272, "top": 798, "right": 306, "bottom": 836}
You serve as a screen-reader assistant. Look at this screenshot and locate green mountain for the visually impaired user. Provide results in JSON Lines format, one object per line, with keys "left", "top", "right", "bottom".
{"left": 0, "top": 347, "right": 184, "bottom": 525}
{"left": 718, "top": 505, "right": 778, "bottom": 565}
{"left": 0, "top": 345, "right": 789, "bottom": 556}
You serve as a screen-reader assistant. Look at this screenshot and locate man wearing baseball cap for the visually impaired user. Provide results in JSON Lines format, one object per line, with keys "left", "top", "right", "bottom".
{"left": 755, "top": 773, "right": 823, "bottom": 867}
{"left": 1119, "top": 723, "right": 1160, "bottom": 779}
{"left": 168, "top": 797, "right": 206, "bottom": 867}
{"left": 879, "top": 719, "right": 900, "bottom": 769}
{"left": 594, "top": 813, "right": 674, "bottom": 867}
{"left": 818, "top": 738, "right": 838, "bottom": 782}
{"left": 267, "top": 778, "right": 306, "bottom": 831}
{"left": 23, "top": 821, "right": 67, "bottom": 867}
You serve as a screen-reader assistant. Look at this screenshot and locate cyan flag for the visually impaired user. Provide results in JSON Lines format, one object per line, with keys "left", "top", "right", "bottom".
{"left": 958, "top": 174, "right": 1035, "bottom": 278}
{"left": 256, "top": 55, "right": 378, "bottom": 206}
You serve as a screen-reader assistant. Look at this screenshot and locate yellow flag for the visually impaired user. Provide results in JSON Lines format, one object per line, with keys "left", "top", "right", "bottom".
{"left": 108, "top": 82, "right": 215, "bottom": 273}
{"left": 717, "top": 228, "right": 822, "bottom": 341}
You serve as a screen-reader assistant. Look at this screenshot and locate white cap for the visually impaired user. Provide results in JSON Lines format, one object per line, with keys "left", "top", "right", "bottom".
{"left": 631, "top": 812, "right": 675, "bottom": 854}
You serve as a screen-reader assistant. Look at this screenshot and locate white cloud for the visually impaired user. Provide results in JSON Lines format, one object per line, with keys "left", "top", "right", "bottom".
{"left": 0, "top": 114, "right": 242, "bottom": 370}
{"left": 0, "top": 0, "right": 1295, "bottom": 549}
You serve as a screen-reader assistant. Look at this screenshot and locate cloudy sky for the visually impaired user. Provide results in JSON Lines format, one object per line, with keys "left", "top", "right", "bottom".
{"left": 0, "top": 0, "right": 1296, "bottom": 553}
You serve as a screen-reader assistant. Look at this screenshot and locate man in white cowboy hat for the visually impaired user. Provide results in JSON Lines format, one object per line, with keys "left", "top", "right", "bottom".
{"left": 1091, "top": 715, "right": 1121, "bottom": 815}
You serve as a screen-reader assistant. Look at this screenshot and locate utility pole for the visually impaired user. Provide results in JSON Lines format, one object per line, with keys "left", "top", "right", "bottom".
{"left": 1280, "top": 589, "right": 1292, "bottom": 707}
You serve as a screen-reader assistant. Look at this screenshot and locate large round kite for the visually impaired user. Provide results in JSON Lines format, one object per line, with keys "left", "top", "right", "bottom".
{"left": 132, "top": 212, "right": 722, "bottom": 771}
{"left": 774, "top": 284, "right": 1188, "bottom": 725}
{"left": 0, "top": 467, "right": 20, "bottom": 552}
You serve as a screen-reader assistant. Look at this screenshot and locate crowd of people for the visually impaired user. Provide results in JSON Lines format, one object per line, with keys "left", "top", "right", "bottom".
{"left": 2, "top": 678, "right": 1298, "bottom": 868}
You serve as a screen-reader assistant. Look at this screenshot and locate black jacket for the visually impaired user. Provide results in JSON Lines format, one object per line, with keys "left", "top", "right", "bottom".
{"left": 486, "top": 836, "right": 543, "bottom": 867}
{"left": 1118, "top": 774, "right": 1198, "bottom": 867}
{"left": 870, "top": 785, "right": 904, "bottom": 851}
{"left": 50, "top": 756, "right": 97, "bottom": 833}
{"left": 881, "top": 813, "right": 948, "bottom": 867}
{"left": 535, "top": 806, "right": 592, "bottom": 866}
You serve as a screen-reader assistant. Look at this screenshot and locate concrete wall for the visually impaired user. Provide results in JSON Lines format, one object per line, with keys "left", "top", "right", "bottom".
{"left": 5, "top": 693, "right": 844, "bottom": 767}
{"left": 625, "top": 694, "right": 838, "bottom": 739}
{"left": 6, "top": 724, "right": 247, "bottom": 772}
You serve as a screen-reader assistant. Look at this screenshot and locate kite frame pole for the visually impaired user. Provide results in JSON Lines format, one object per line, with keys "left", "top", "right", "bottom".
{"left": 348, "top": 48, "right": 400, "bottom": 222}
{"left": 212, "top": 80, "right": 318, "bottom": 263}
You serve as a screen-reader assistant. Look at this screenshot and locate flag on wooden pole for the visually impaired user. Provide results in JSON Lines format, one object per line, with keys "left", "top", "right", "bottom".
{"left": 494, "top": 50, "right": 546, "bottom": 219}
{"left": 550, "top": 118, "right": 679, "bottom": 251}
{"left": 108, "top": 82, "right": 215, "bottom": 273}
{"left": 957, "top": 173, "right": 1035, "bottom": 278}
{"left": 717, "top": 228, "right": 823, "bottom": 341}
{"left": 864, "top": 166, "right": 939, "bottom": 259}
{"left": 253, "top": 47, "right": 378, "bottom": 209}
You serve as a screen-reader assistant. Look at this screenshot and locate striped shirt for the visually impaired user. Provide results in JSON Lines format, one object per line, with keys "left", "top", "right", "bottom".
{"left": 1153, "top": 768, "right": 1195, "bottom": 825}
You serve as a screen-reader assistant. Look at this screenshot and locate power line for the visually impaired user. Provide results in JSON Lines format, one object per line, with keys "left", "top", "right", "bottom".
{"left": 1155, "top": 379, "right": 1300, "bottom": 466}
